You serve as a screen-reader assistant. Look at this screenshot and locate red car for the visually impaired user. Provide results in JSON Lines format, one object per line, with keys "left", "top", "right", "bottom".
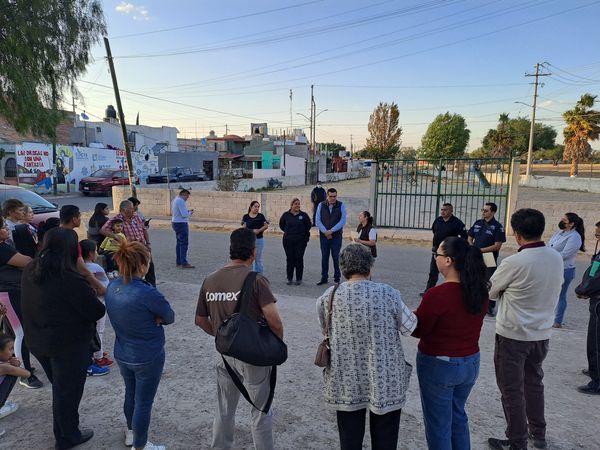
{"left": 79, "top": 168, "right": 133, "bottom": 196}
{"left": 0, "top": 185, "right": 59, "bottom": 226}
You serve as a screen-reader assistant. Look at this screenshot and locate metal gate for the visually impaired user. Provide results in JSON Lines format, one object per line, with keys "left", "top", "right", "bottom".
{"left": 374, "top": 158, "right": 512, "bottom": 229}
{"left": 305, "top": 160, "right": 319, "bottom": 185}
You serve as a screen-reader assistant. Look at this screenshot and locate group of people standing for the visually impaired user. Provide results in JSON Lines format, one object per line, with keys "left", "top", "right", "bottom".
{"left": 0, "top": 197, "right": 168, "bottom": 450}
{"left": 172, "top": 181, "right": 376, "bottom": 287}
{"left": 1, "top": 185, "right": 598, "bottom": 450}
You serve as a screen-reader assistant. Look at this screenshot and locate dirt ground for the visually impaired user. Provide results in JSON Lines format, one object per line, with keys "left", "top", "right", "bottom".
{"left": 3, "top": 282, "right": 599, "bottom": 450}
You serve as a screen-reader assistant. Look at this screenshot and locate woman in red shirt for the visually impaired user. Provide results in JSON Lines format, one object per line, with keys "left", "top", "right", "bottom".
{"left": 412, "top": 236, "right": 489, "bottom": 450}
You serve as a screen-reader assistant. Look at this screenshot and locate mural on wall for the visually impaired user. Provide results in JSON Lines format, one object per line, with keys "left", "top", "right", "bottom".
{"left": 15, "top": 143, "right": 158, "bottom": 193}
{"left": 16, "top": 143, "right": 54, "bottom": 191}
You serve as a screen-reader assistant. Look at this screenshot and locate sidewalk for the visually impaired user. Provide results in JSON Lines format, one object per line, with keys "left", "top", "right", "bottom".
{"left": 3, "top": 280, "right": 596, "bottom": 449}
{"left": 145, "top": 216, "right": 527, "bottom": 251}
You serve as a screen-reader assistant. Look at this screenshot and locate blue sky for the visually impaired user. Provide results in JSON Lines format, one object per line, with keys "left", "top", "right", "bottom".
{"left": 74, "top": 0, "right": 600, "bottom": 151}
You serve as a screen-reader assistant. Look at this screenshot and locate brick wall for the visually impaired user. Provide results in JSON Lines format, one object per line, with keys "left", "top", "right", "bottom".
{"left": 113, "top": 186, "right": 370, "bottom": 230}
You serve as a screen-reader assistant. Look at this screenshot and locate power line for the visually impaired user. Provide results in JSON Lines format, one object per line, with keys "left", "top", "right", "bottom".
{"left": 145, "top": 1, "right": 598, "bottom": 97}
{"left": 110, "top": 0, "right": 325, "bottom": 39}
{"left": 140, "top": 0, "right": 488, "bottom": 89}
{"left": 173, "top": 0, "right": 539, "bottom": 90}
{"left": 114, "top": 0, "right": 461, "bottom": 58}
{"left": 79, "top": 80, "right": 294, "bottom": 125}
{"left": 546, "top": 63, "right": 600, "bottom": 83}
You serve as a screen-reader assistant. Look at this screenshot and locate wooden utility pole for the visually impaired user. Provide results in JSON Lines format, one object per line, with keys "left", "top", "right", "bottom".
{"left": 104, "top": 37, "right": 137, "bottom": 197}
{"left": 524, "top": 63, "right": 551, "bottom": 178}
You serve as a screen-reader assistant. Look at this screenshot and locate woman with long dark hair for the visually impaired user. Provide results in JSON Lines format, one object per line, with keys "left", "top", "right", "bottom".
{"left": 106, "top": 241, "right": 174, "bottom": 450}
{"left": 354, "top": 211, "right": 377, "bottom": 257}
{"left": 241, "top": 200, "right": 268, "bottom": 273}
{"left": 549, "top": 212, "right": 585, "bottom": 328}
{"left": 88, "top": 202, "right": 109, "bottom": 248}
{"left": 21, "top": 227, "right": 105, "bottom": 450}
{"left": 412, "top": 236, "right": 489, "bottom": 450}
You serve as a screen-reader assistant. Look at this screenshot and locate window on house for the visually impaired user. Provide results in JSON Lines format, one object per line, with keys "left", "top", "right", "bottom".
{"left": 96, "top": 127, "right": 102, "bottom": 133}
{"left": 4, "top": 158, "right": 17, "bottom": 178}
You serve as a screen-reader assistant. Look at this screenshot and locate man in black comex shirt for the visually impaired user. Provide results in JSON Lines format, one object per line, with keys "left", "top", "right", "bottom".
{"left": 468, "top": 202, "right": 506, "bottom": 316}
{"left": 421, "top": 203, "right": 467, "bottom": 295}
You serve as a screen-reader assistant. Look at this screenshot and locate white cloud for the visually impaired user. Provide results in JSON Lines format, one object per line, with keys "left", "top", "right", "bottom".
{"left": 539, "top": 100, "right": 554, "bottom": 108}
{"left": 115, "top": 2, "right": 150, "bottom": 21}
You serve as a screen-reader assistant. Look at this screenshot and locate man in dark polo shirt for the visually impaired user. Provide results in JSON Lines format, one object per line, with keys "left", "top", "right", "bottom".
{"left": 468, "top": 202, "right": 506, "bottom": 315}
{"left": 315, "top": 188, "right": 347, "bottom": 285}
{"left": 422, "top": 203, "right": 467, "bottom": 295}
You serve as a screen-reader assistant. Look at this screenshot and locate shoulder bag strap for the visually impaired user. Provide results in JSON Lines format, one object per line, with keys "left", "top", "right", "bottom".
{"left": 234, "top": 271, "right": 258, "bottom": 315}
{"left": 221, "top": 356, "right": 276, "bottom": 414}
{"left": 324, "top": 284, "right": 339, "bottom": 339}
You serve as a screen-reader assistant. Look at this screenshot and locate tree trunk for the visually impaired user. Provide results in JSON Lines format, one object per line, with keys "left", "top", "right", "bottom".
{"left": 570, "top": 159, "right": 578, "bottom": 177}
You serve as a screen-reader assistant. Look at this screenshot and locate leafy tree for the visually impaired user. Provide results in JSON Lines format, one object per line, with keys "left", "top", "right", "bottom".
{"left": 419, "top": 112, "right": 470, "bottom": 159}
{"left": 469, "top": 147, "right": 491, "bottom": 159}
{"left": 321, "top": 142, "right": 346, "bottom": 156}
{"left": 396, "top": 146, "right": 417, "bottom": 160}
{"left": 481, "top": 116, "right": 556, "bottom": 156}
{"left": 534, "top": 145, "right": 564, "bottom": 165}
{"left": 563, "top": 94, "right": 600, "bottom": 176}
{"left": 365, "top": 102, "right": 402, "bottom": 160}
{"left": 0, "top": 1, "right": 106, "bottom": 138}
{"left": 486, "top": 113, "right": 515, "bottom": 157}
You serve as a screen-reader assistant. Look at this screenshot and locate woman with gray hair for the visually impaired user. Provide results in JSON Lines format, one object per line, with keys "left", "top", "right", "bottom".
{"left": 316, "top": 244, "right": 417, "bottom": 450}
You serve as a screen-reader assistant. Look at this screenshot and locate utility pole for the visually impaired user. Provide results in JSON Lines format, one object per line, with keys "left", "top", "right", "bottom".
{"left": 72, "top": 96, "right": 77, "bottom": 126}
{"left": 289, "top": 89, "right": 293, "bottom": 130}
{"left": 350, "top": 134, "right": 353, "bottom": 156}
{"left": 282, "top": 131, "right": 286, "bottom": 176}
{"left": 104, "top": 36, "right": 137, "bottom": 198}
{"left": 310, "top": 84, "right": 315, "bottom": 159}
{"left": 524, "top": 62, "right": 551, "bottom": 178}
{"left": 225, "top": 124, "right": 228, "bottom": 135}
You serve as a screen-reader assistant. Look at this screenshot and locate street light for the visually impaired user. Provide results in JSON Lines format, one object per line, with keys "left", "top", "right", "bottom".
{"left": 514, "top": 100, "right": 536, "bottom": 178}
{"left": 296, "top": 109, "right": 328, "bottom": 157}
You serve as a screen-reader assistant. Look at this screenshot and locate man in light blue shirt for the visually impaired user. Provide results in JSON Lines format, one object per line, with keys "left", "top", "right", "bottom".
{"left": 315, "top": 188, "right": 347, "bottom": 285}
{"left": 171, "top": 188, "right": 194, "bottom": 269}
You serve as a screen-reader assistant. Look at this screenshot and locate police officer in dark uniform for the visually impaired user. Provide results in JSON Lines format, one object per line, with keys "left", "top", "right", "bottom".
{"left": 422, "top": 203, "right": 467, "bottom": 295}
{"left": 310, "top": 181, "right": 326, "bottom": 226}
{"left": 468, "top": 202, "right": 506, "bottom": 315}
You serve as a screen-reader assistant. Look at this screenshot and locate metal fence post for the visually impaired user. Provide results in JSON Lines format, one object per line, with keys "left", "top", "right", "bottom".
{"left": 506, "top": 157, "right": 520, "bottom": 224}
{"left": 369, "top": 162, "right": 378, "bottom": 224}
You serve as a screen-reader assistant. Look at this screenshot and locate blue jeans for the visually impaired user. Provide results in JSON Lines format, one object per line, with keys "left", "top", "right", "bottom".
{"left": 554, "top": 267, "right": 576, "bottom": 325}
{"left": 117, "top": 351, "right": 165, "bottom": 449}
{"left": 320, "top": 234, "right": 342, "bottom": 281}
{"left": 417, "top": 351, "right": 480, "bottom": 450}
{"left": 253, "top": 238, "right": 264, "bottom": 273}
{"left": 172, "top": 222, "right": 189, "bottom": 265}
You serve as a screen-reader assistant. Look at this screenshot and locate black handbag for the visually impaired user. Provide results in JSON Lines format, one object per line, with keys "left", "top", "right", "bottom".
{"left": 215, "top": 271, "right": 287, "bottom": 413}
{"left": 575, "top": 257, "right": 600, "bottom": 299}
{"left": 215, "top": 272, "right": 287, "bottom": 366}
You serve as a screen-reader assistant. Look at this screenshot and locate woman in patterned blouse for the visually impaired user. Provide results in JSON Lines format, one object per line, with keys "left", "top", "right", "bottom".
{"left": 316, "top": 243, "right": 417, "bottom": 450}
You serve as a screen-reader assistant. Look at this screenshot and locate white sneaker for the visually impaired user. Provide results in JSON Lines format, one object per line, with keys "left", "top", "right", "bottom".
{"left": 125, "top": 429, "right": 133, "bottom": 446}
{"left": 143, "top": 442, "right": 165, "bottom": 450}
{"left": 0, "top": 401, "right": 18, "bottom": 419}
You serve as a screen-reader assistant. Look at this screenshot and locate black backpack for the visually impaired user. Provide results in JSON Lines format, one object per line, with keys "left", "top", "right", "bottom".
{"left": 575, "top": 255, "right": 600, "bottom": 299}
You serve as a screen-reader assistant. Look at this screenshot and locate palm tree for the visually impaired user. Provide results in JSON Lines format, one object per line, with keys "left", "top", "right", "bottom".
{"left": 490, "top": 113, "right": 514, "bottom": 157}
{"left": 563, "top": 94, "right": 600, "bottom": 176}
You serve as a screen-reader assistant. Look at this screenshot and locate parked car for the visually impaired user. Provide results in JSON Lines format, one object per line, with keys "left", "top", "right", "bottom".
{"left": 0, "top": 185, "right": 59, "bottom": 226}
{"left": 79, "top": 168, "right": 132, "bottom": 196}
{"left": 146, "top": 167, "right": 207, "bottom": 184}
